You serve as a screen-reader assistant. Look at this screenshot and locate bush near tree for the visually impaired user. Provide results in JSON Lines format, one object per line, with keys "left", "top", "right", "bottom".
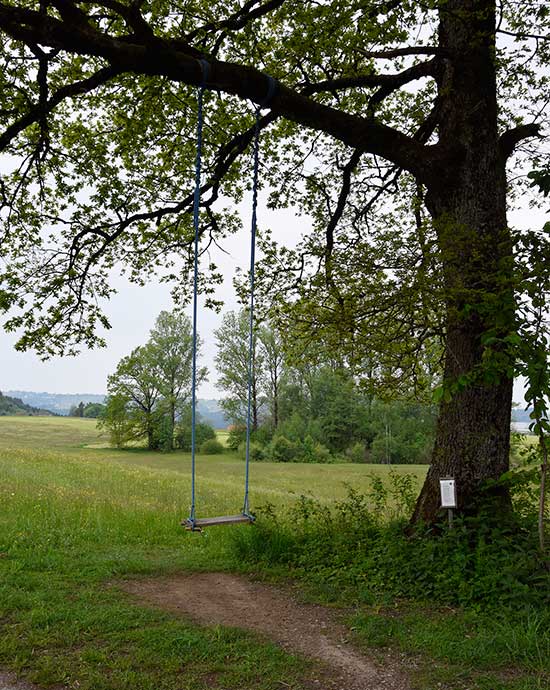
{"left": 175, "top": 417, "right": 217, "bottom": 452}
{"left": 200, "top": 439, "right": 224, "bottom": 455}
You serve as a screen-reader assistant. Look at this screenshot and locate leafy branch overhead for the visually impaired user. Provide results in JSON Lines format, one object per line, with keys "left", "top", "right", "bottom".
{"left": 0, "top": 1, "right": 543, "bottom": 354}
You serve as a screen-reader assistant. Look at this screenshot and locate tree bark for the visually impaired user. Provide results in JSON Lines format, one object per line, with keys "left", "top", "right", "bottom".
{"left": 412, "top": 0, "right": 513, "bottom": 524}
{"left": 146, "top": 413, "right": 154, "bottom": 451}
{"left": 252, "top": 376, "right": 258, "bottom": 432}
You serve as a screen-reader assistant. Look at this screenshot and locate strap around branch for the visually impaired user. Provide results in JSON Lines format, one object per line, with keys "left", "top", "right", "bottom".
{"left": 258, "top": 76, "right": 277, "bottom": 110}
{"left": 197, "top": 58, "right": 210, "bottom": 88}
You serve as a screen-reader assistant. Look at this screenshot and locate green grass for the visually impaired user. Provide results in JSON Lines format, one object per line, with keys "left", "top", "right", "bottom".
{"left": 0, "top": 416, "right": 428, "bottom": 513}
{"left": 0, "top": 425, "right": 307, "bottom": 689}
{"left": 0, "top": 416, "right": 546, "bottom": 690}
{"left": 215, "top": 429, "right": 230, "bottom": 447}
{"left": 0, "top": 416, "right": 427, "bottom": 689}
{"left": 0, "top": 415, "right": 108, "bottom": 449}
{"left": 350, "top": 605, "right": 549, "bottom": 690}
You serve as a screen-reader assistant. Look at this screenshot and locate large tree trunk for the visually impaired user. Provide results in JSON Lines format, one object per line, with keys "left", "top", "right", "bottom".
{"left": 412, "top": 0, "right": 513, "bottom": 524}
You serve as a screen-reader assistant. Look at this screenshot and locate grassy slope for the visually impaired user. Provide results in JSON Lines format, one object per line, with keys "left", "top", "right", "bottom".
{"left": 0, "top": 417, "right": 545, "bottom": 690}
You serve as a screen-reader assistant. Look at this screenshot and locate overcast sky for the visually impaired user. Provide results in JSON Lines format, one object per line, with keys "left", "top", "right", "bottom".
{"left": 1, "top": 197, "right": 302, "bottom": 399}
{"left": 0, "top": 184, "right": 546, "bottom": 404}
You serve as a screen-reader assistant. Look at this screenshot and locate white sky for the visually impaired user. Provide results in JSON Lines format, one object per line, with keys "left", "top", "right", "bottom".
{"left": 0, "top": 182, "right": 547, "bottom": 404}
{"left": 0, "top": 197, "right": 302, "bottom": 398}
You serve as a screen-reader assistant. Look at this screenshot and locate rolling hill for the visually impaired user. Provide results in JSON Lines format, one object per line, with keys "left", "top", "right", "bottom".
{"left": 0, "top": 391, "right": 54, "bottom": 416}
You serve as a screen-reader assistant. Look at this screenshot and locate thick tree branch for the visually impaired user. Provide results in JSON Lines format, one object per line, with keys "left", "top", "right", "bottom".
{"left": 367, "top": 59, "right": 438, "bottom": 114}
{"left": 0, "top": 2, "right": 437, "bottom": 183}
{"left": 302, "top": 58, "right": 437, "bottom": 98}
{"left": 499, "top": 123, "right": 542, "bottom": 160}
{"left": 358, "top": 46, "right": 441, "bottom": 59}
{"left": 80, "top": 0, "right": 157, "bottom": 40}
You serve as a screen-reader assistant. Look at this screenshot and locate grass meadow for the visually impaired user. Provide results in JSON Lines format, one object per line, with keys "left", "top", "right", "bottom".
{"left": 0, "top": 416, "right": 546, "bottom": 690}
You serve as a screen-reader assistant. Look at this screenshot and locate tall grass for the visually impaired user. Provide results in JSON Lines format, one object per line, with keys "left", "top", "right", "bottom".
{"left": 230, "top": 478, "right": 550, "bottom": 688}
{"left": 1, "top": 417, "right": 547, "bottom": 690}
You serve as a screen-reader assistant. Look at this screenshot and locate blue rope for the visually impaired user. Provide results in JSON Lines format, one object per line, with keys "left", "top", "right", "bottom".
{"left": 242, "top": 108, "right": 261, "bottom": 517}
{"left": 243, "top": 77, "right": 276, "bottom": 517}
{"left": 187, "top": 69, "right": 276, "bottom": 528}
{"left": 189, "top": 60, "right": 210, "bottom": 529}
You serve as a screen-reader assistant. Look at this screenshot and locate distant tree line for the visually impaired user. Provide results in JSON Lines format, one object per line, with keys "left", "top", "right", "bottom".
{"left": 216, "top": 310, "right": 436, "bottom": 464}
{"left": 0, "top": 391, "right": 53, "bottom": 417}
{"left": 99, "top": 308, "right": 435, "bottom": 463}
{"left": 69, "top": 401, "right": 106, "bottom": 418}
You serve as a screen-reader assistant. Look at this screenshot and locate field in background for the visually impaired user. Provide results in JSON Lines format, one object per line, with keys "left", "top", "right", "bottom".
{"left": 0, "top": 416, "right": 541, "bottom": 690}
{"left": 0, "top": 416, "right": 427, "bottom": 513}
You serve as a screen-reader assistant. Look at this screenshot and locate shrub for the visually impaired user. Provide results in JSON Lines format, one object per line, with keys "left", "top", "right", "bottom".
{"left": 312, "top": 442, "right": 333, "bottom": 463}
{"left": 200, "top": 438, "right": 224, "bottom": 454}
{"left": 230, "top": 472, "right": 550, "bottom": 614}
{"left": 237, "top": 441, "right": 265, "bottom": 461}
{"left": 267, "top": 435, "right": 300, "bottom": 462}
{"left": 346, "top": 441, "right": 367, "bottom": 463}
{"left": 227, "top": 424, "right": 246, "bottom": 450}
{"left": 259, "top": 435, "right": 333, "bottom": 464}
{"left": 300, "top": 437, "right": 333, "bottom": 463}
{"left": 175, "top": 421, "right": 216, "bottom": 451}
{"left": 296, "top": 435, "right": 317, "bottom": 463}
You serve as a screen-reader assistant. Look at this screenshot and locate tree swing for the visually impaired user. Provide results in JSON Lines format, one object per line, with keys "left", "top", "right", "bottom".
{"left": 182, "top": 61, "right": 276, "bottom": 532}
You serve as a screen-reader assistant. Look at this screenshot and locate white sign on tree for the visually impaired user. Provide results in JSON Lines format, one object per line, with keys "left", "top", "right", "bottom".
{"left": 440, "top": 478, "right": 457, "bottom": 508}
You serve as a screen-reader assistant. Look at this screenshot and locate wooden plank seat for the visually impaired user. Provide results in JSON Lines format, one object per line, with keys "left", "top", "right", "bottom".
{"left": 182, "top": 514, "right": 254, "bottom": 531}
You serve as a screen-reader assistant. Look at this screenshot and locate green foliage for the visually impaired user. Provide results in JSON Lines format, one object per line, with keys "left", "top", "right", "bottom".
{"left": 148, "top": 311, "right": 207, "bottom": 451}
{"left": 97, "top": 394, "right": 139, "bottom": 449}
{"left": 175, "top": 420, "right": 216, "bottom": 452}
{"left": 231, "top": 476, "right": 550, "bottom": 615}
{"left": 106, "top": 311, "right": 207, "bottom": 451}
{"left": 262, "top": 434, "right": 333, "bottom": 464}
{"left": 237, "top": 441, "right": 265, "bottom": 462}
{"left": 151, "top": 412, "right": 175, "bottom": 453}
{"left": 199, "top": 438, "right": 224, "bottom": 454}
{"left": 215, "top": 310, "right": 263, "bottom": 427}
{"left": 345, "top": 441, "right": 367, "bottom": 463}
{"left": 366, "top": 400, "right": 436, "bottom": 464}
{"left": 82, "top": 402, "right": 106, "bottom": 418}
{"left": 227, "top": 424, "right": 246, "bottom": 450}
{"left": 267, "top": 435, "right": 300, "bottom": 462}
{"left": 68, "top": 401, "right": 86, "bottom": 417}
{"left": 528, "top": 168, "right": 550, "bottom": 197}
{"left": 299, "top": 435, "right": 333, "bottom": 463}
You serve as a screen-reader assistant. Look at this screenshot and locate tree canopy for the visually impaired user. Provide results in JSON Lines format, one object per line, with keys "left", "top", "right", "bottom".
{"left": 0, "top": 0, "right": 549, "bottom": 524}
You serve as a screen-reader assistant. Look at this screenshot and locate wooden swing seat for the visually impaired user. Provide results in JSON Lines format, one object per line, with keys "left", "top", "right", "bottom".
{"left": 182, "top": 514, "right": 254, "bottom": 531}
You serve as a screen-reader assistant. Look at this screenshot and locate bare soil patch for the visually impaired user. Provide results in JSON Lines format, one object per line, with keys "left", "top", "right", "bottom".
{"left": 0, "top": 672, "right": 43, "bottom": 690}
{"left": 121, "top": 572, "right": 412, "bottom": 690}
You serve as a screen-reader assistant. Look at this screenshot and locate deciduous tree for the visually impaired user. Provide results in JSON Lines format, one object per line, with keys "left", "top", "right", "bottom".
{"left": 148, "top": 310, "right": 207, "bottom": 450}
{"left": 215, "top": 309, "right": 263, "bottom": 429}
{"left": 107, "top": 344, "right": 161, "bottom": 449}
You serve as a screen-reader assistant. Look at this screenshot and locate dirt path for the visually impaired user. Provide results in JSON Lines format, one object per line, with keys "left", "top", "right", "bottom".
{"left": 121, "top": 573, "right": 412, "bottom": 690}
